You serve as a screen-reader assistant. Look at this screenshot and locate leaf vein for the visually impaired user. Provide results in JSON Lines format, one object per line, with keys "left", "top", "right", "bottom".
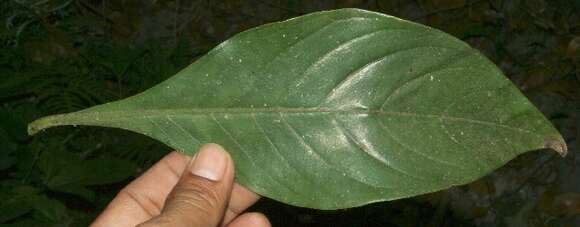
{"left": 377, "top": 117, "right": 463, "bottom": 168}
{"left": 55, "top": 109, "right": 538, "bottom": 136}
{"left": 323, "top": 46, "right": 465, "bottom": 106}
{"left": 279, "top": 113, "right": 373, "bottom": 187}
{"left": 330, "top": 115, "right": 424, "bottom": 181}
{"left": 166, "top": 115, "right": 201, "bottom": 147}
{"left": 295, "top": 28, "right": 417, "bottom": 90}
{"left": 380, "top": 66, "right": 467, "bottom": 110}
{"left": 210, "top": 114, "right": 288, "bottom": 191}
{"left": 145, "top": 116, "right": 175, "bottom": 146}
{"left": 264, "top": 17, "right": 377, "bottom": 71}
{"left": 251, "top": 113, "right": 305, "bottom": 195}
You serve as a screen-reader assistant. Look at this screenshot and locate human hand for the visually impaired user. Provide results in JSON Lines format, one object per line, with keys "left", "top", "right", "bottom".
{"left": 91, "top": 144, "right": 270, "bottom": 227}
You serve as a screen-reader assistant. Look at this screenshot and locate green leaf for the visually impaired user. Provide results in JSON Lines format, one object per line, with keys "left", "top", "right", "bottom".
{"left": 29, "top": 195, "right": 69, "bottom": 223}
{"left": 0, "top": 107, "right": 27, "bottom": 142}
{"left": 37, "top": 147, "right": 137, "bottom": 200}
{"left": 0, "top": 186, "right": 38, "bottom": 223}
{"left": 40, "top": 154, "right": 137, "bottom": 200}
{"left": 44, "top": 157, "right": 137, "bottom": 187}
{"left": 28, "top": 9, "right": 566, "bottom": 209}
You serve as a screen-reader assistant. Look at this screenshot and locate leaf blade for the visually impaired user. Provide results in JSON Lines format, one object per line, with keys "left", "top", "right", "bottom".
{"left": 28, "top": 8, "right": 566, "bottom": 209}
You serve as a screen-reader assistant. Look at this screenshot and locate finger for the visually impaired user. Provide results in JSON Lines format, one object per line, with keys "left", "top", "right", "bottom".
{"left": 226, "top": 212, "right": 271, "bottom": 227}
{"left": 138, "top": 143, "right": 235, "bottom": 227}
{"left": 223, "top": 184, "right": 261, "bottom": 224}
{"left": 91, "top": 151, "right": 190, "bottom": 227}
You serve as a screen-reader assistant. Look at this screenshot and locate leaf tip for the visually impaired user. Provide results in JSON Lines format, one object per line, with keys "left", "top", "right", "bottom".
{"left": 544, "top": 137, "right": 568, "bottom": 157}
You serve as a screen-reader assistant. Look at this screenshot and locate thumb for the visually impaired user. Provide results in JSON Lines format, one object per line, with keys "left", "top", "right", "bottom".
{"left": 139, "top": 144, "right": 235, "bottom": 227}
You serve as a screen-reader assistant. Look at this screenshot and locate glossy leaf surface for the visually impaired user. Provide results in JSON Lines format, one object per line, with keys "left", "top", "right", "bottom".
{"left": 29, "top": 9, "right": 566, "bottom": 209}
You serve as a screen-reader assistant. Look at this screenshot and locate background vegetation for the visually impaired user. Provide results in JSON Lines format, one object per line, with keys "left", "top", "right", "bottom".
{"left": 1, "top": 0, "right": 579, "bottom": 226}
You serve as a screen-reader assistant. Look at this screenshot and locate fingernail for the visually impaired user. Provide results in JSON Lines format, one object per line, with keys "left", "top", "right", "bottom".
{"left": 190, "top": 144, "right": 228, "bottom": 181}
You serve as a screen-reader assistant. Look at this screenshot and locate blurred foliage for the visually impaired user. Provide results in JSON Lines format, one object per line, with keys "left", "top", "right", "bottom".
{"left": 0, "top": 0, "right": 579, "bottom": 226}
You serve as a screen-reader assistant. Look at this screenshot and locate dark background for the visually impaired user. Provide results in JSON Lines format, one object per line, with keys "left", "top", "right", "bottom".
{"left": 1, "top": 0, "right": 579, "bottom": 226}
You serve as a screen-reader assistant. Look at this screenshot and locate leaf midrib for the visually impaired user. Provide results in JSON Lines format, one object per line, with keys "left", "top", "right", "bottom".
{"left": 29, "top": 107, "right": 537, "bottom": 136}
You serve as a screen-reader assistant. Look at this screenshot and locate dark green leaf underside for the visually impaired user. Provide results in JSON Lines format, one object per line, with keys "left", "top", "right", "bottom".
{"left": 29, "top": 9, "right": 566, "bottom": 209}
